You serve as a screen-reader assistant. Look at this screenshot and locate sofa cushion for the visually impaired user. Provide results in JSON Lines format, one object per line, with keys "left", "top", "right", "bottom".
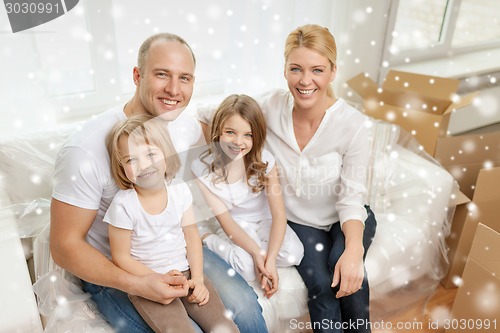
{"left": 0, "top": 123, "right": 79, "bottom": 206}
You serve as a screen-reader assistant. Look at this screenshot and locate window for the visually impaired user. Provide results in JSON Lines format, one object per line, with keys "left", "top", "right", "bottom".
{"left": 1, "top": 0, "right": 335, "bottom": 133}
{"left": 386, "top": 0, "right": 500, "bottom": 65}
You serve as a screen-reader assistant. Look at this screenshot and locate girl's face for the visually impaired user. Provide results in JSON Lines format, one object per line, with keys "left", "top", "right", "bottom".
{"left": 284, "top": 46, "right": 336, "bottom": 111}
{"left": 218, "top": 114, "right": 253, "bottom": 160}
{"left": 118, "top": 135, "right": 167, "bottom": 189}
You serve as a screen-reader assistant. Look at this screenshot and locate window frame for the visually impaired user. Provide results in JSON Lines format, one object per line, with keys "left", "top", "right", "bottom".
{"left": 383, "top": 0, "right": 500, "bottom": 67}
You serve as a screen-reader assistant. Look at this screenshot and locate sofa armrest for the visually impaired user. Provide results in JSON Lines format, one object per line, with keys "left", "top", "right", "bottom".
{"left": 0, "top": 206, "right": 43, "bottom": 333}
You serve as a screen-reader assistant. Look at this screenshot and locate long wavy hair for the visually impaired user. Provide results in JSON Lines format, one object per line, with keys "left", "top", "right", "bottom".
{"left": 201, "top": 94, "right": 268, "bottom": 192}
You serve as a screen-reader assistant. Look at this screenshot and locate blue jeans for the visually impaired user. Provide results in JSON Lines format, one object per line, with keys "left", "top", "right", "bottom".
{"left": 289, "top": 206, "right": 377, "bottom": 333}
{"left": 83, "top": 247, "right": 267, "bottom": 333}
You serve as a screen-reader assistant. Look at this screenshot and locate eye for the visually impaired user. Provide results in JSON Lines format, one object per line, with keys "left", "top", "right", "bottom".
{"left": 244, "top": 133, "right": 253, "bottom": 138}
{"left": 147, "top": 152, "right": 156, "bottom": 158}
{"left": 180, "top": 75, "right": 192, "bottom": 83}
{"left": 225, "top": 130, "right": 235, "bottom": 135}
{"left": 156, "top": 72, "right": 167, "bottom": 78}
{"left": 125, "top": 158, "right": 136, "bottom": 164}
{"left": 290, "top": 67, "right": 301, "bottom": 72}
{"left": 313, "top": 68, "right": 324, "bottom": 74}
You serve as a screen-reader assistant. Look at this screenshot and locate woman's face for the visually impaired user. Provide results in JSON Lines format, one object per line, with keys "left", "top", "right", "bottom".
{"left": 284, "top": 46, "right": 336, "bottom": 111}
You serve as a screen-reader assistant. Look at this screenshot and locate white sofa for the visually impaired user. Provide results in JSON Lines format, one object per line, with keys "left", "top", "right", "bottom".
{"left": 0, "top": 117, "right": 457, "bottom": 332}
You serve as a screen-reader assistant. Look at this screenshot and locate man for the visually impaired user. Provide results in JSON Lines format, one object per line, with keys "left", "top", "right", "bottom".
{"left": 50, "top": 33, "right": 268, "bottom": 333}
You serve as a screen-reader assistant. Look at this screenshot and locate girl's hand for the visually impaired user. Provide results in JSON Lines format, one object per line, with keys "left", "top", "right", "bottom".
{"left": 251, "top": 250, "right": 271, "bottom": 283}
{"left": 331, "top": 246, "right": 364, "bottom": 298}
{"left": 262, "top": 258, "right": 278, "bottom": 298}
{"left": 187, "top": 277, "right": 209, "bottom": 305}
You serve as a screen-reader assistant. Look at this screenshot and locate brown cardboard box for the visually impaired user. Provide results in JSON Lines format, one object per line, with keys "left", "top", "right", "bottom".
{"left": 445, "top": 223, "right": 500, "bottom": 333}
{"left": 440, "top": 167, "right": 500, "bottom": 288}
{"left": 434, "top": 131, "right": 500, "bottom": 199}
{"left": 347, "top": 70, "right": 478, "bottom": 156}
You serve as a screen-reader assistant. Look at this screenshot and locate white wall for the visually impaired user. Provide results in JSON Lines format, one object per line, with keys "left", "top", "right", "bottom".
{"left": 0, "top": 0, "right": 497, "bottom": 139}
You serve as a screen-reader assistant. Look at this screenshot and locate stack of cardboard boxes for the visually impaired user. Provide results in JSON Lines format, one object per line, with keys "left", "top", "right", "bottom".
{"left": 348, "top": 70, "right": 500, "bottom": 326}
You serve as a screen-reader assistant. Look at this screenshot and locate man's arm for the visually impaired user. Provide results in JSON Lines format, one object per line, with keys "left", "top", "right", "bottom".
{"left": 50, "top": 198, "right": 188, "bottom": 304}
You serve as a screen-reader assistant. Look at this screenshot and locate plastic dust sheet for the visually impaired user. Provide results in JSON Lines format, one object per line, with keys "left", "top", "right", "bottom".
{"left": 33, "top": 269, "right": 111, "bottom": 333}
{"left": 365, "top": 120, "right": 458, "bottom": 320}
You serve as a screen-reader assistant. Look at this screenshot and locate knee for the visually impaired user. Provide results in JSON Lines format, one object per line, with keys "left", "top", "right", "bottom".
{"left": 300, "top": 270, "right": 334, "bottom": 300}
{"left": 281, "top": 242, "right": 304, "bottom": 266}
{"left": 233, "top": 259, "right": 256, "bottom": 282}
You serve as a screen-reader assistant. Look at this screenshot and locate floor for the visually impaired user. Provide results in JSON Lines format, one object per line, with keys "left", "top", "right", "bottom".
{"left": 284, "top": 284, "right": 457, "bottom": 333}
{"left": 372, "top": 284, "right": 458, "bottom": 333}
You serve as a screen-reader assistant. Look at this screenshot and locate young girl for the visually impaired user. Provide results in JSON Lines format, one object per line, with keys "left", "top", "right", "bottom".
{"left": 192, "top": 94, "right": 304, "bottom": 298}
{"left": 104, "top": 114, "right": 239, "bottom": 333}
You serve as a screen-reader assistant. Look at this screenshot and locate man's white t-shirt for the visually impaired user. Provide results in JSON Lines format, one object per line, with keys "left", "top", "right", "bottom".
{"left": 52, "top": 105, "right": 202, "bottom": 258}
{"left": 103, "top": 182, "right": 192, "bottom": 274}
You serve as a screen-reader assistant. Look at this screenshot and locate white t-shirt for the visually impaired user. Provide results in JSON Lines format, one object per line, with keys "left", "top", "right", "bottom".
{"left": 191, "top": 149, "right": 275, "bottom": 223}
{"left": 197, "top": 89, "right": 370, "bottom": 231}
{"left": 103, "top": 182, "right": 192, "bottom": 273}
{"left": 52, "top": 104, "right": 202, "bottom": 258}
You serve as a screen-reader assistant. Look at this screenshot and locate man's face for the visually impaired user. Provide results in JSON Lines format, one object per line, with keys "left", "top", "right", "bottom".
{"left": 134, "top": 40, "right": 195, "bottom": 121}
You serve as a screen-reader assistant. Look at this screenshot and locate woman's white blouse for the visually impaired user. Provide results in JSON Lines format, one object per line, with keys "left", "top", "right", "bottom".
{"left": 197, "top": 89, "right": 371, "bottom": 231}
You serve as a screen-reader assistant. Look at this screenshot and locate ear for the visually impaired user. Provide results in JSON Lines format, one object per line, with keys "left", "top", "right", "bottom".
{"left": 133, "top": 67, "right": 141, "bottom": 86}
{"left": 330, "top": 63, "right": 337, "bottom": 82}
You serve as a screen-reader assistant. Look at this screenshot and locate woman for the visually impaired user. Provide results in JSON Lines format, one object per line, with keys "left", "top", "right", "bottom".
{"left": 199, "top": 24, "right": 376, "bottom": 333}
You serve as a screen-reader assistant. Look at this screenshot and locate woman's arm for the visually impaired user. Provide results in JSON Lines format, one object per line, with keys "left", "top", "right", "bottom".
{"left": 108, "top": 225, "right": 157, "bottom": 276}
{"left": 331, "top": 219, "right": 365, "bottom": 298}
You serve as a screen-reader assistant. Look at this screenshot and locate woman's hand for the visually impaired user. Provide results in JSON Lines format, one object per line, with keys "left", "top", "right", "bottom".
{"left": 331, "top": 245, "right": 364, "bottom": 298}
{"left": 187, "top": 276, "right": 209, "bottom": 305}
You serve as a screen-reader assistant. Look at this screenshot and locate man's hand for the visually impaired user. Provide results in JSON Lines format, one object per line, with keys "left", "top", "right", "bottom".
{"left": 135, "top": 270, "right": 189, "bottom": 304}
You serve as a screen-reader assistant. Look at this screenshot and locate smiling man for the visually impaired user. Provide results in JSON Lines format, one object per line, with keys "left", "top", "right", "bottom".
{"left": 50, "top": 33, "right": 267, "bottom": 333}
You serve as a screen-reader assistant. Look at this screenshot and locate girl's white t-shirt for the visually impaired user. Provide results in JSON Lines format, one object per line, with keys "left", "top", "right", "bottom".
{"left": 103, "top": 181, "right": 192, "bottom": 274}
{"left": 191, "top": 149, "right": 275, "bottom": 223}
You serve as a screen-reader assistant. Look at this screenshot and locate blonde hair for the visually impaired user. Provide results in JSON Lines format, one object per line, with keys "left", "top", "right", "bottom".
{"left": 107, "top": 114, "right": 181, "bottom": 190}
{"left": 137, "top": 33, "right": 196, "bottom": 75}
{"left": 202, "top": 94, "right": 268, "bottom": 193}
{"left": 284, "top": 24, "right": 337, "bottom": 98}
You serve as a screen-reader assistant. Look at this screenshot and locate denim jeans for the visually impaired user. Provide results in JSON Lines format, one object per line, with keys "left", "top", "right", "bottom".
{"left": 83, "top": 247, "right": 268, "bottom": 333}
{"left": 289, "top": 206, "right": 377, "bottom": 333}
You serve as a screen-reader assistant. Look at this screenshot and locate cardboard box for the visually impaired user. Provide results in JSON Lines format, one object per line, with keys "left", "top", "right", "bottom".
{"left": 445, "top": 223, "right": 500, "bottom": 333}
{"left": 347, "top": 70, "right": 478, "bottom": 156}
{"left": 434, "top": 131, "right": 500, "bottom": 199}
{"left": 440, "top": 167, "right": 500, "bottom": 288}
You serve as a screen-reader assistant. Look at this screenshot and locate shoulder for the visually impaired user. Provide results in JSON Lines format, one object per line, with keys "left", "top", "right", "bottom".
{"left": 191, "top": 155, "right": 211, "bottom": 178}
{"left": 167, "top": 109, "right": 202, "bottom": 152}
{"left": 168, "top": 181, "right": 193, "bottom": 210}
{"left": 256, "top": 89, "right": 291, "bottom": 110}
{"left": 336, "top": 98, "right": 369, "bottom": 122}
{"left": 65, "top": 105, "right": 125, "bottom": 149}
{"left": 261, "top": 149, "right": 275, "bottom": 164}
{"left": 261, "top": 149, "right": 276, "bottom": 173}
{"left": 110, "top": 188, "right": 135, "bottom": 205}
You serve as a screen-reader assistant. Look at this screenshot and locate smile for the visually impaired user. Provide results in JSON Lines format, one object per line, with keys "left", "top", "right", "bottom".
{"left": 138, "top": 170, "right": 156, "bottom": 178}
{"left": 297, "top": 89, "right": 316, "bottom": 95}
{"left": 161, "top": 99, "right": 178, "bottom": 105}
{"left": 228, "top": 146, "right": 243, "bottom": 153}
